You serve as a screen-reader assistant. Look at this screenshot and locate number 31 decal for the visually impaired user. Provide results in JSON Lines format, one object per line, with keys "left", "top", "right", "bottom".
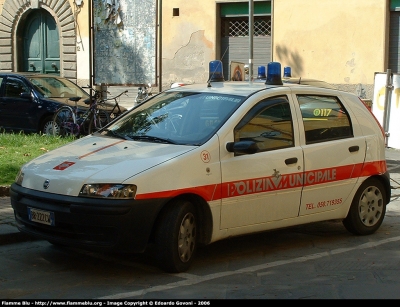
{"left": 201, "top": 150, "right": 211, "bottom": 163}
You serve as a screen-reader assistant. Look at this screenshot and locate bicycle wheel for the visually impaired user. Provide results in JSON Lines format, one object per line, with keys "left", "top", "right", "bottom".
{"left": 88, "top": 109, "right": 110, "bottom": 134}
{"left": 52, "top": 106, "right": 79, "bottom": 137}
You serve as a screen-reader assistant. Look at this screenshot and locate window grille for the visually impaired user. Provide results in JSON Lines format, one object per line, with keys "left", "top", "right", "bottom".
{"left": 221, "top": 17, "right": 271, "bottom": 37}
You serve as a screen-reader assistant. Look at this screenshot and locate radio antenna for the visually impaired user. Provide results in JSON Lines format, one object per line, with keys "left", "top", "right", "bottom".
{"left": 207, "top": 47, "right": 229, "bottom": 87}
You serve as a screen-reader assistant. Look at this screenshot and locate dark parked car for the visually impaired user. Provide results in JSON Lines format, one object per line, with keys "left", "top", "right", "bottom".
{"left": 0, "top": 72, "right": 126, "bottom": 135}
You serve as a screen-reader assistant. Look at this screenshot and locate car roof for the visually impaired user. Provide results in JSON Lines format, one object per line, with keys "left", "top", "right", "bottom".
{"left": 167, "top": 80, "right": 339, "bottom": 97}
{"left": 282, "top": 77, "right": 336, "bottom": 89}
{"left": 0, "top": 72, "right": 66, "bottom": 79}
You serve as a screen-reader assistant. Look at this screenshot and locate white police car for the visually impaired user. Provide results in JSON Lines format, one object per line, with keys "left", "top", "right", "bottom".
{"left": 10, "top": 62, "right": 391, "bottom": 273}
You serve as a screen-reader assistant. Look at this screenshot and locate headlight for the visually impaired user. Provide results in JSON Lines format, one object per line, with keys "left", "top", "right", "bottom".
{"left": 15, "top": 169, "right": 24, "bottom": 185}
{"left": 79, "top": 184, "right": 137, "bottom": 199}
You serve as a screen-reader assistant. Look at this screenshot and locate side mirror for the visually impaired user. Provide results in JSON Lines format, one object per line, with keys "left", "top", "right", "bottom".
{"left": 20, "top": 92, "right": 32, "bottom": 100}
{"left": 226, "top": 140, "right": 259, "bottom": 154}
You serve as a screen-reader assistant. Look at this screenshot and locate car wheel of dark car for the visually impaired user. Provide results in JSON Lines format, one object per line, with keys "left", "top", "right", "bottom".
{"left": 41, "top": 116, "right": 57, "bottom": 135}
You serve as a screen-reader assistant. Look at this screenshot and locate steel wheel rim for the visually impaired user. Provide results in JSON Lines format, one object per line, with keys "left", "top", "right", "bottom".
{"left": 178, "top": 212, "right": 196, "bottom": 263}
{"left": 358, "top": 185, "right": 383, "bottom": 227}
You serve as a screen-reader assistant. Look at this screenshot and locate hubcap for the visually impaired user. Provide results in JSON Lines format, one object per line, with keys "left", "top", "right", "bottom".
{"left": 178, "top": 212, "right": 196, "bottom": 263}
{"left": 358, "top": 186, "right": 383, "bottom": 226}
{"left": 43, "top": 121, "right": 56, "bottom": 135}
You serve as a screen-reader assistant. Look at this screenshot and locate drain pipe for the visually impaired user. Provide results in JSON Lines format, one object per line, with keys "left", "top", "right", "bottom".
{"left": 382, "top": 69, "right": 393, "bottom": 147}
{"left": 248, "top": 0, "right": 254, "bottom": 82}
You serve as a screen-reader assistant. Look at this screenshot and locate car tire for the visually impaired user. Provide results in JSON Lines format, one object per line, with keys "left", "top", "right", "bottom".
{"left": 154, "top": 199, "right": 197, "bottom": 273}
{"left": 41, "top": 116, "right": 56, "bottom": 135}
{"left": 343, "top": 178, "right": 387, "bottom": 235}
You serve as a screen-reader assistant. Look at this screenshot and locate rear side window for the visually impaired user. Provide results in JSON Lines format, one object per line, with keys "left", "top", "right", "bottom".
{"left": 297, "top": 95, "right": 353, "bottom": 144}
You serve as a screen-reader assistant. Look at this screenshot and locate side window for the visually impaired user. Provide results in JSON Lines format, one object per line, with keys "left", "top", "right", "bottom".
{"left": 234, "top": 96, "right": 294, "bottom": 153}
{"left": 5, "top": 78, "right": 29, "bottom": 98}
{"left": 297, "top": 95, "right": 353, "bottom": 144}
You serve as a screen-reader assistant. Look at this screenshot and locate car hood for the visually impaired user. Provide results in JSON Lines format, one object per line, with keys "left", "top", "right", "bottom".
{"left": 21, "top": 135, "right": 196, "bottom": 195}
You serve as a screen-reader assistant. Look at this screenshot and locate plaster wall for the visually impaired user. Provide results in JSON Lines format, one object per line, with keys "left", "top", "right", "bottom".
{"left": 72, "top": 0, "right": 91, "bottom": 85}
{"left": 1, "top": 0, "right": 391, "bottom": 99}
{"left": 273, "top": 0, "right": 388, "bottom": 97}
{"left": 161, "top": 0, "right": 217, "bottom": 88}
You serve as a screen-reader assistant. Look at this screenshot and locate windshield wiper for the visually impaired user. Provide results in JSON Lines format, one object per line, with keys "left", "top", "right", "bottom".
{"left": 103, "top": 129, "right": 132, "bottom": 140}
{"left": 130, "top": 135, "right": 176, "bottom": 144}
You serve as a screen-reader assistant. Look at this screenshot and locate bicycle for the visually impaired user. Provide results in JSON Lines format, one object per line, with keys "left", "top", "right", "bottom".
{"left": 101, "top": 89, "right": 129, "bottom": 120}
{"left": 52, "top": 87, "right": 110, "bottom": 137}
{"left": 135, "top": 83, "right": 152, "bottom": 104}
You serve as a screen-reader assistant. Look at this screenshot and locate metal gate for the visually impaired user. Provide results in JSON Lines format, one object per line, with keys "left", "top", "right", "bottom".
{"left": 221, "top": 16, "right": 271, "bottom": 80}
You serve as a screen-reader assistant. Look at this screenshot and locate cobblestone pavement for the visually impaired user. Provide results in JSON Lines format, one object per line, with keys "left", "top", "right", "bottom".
{"left": 1, "top": 147, "right": 400, "bottom": 245}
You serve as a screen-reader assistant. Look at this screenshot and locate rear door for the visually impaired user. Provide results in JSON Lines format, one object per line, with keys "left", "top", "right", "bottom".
{"left": 291, "top": 89, "right": 366, "bottom": 215}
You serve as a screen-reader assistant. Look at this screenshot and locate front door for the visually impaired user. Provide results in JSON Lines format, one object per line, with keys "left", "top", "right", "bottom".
{"left": 22, "top": 9, "right": 60, "bottom": 75}
{"left": 0, "top": 76, "right": 36, "bottom": 131}
{"left": 220, "top": 95, "right": 303, "bottom": 229}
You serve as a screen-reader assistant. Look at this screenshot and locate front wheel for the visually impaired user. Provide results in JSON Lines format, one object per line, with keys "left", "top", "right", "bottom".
{"left": 52, "top": 106, "right": 78, "bottom": 137}
{"left": 41, "top": 116, "right": 56, "bottom": 135}
{"left": 154, "top": 199, "right": 197, "bottom": 273}
{"left": 88, "top": 109, "right": 110, "bottom": 134}
{"left": 343, "top": 178, "right": 387, "bottom": 235}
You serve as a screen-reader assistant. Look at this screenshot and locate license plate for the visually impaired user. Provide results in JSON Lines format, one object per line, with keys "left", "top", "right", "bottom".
{"left": 28, "top": 207, "right": 55, "bottom": 226}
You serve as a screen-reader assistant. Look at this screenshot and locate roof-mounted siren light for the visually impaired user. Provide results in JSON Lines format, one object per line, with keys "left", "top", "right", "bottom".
{"left": 265, "top": 62, "right": 283, "bottom": 85}
{"left": 257, "top": 66, "right": 266, "bottom": 80}
{"left": 208, "top": 60, "right": 224, "bottom": 82}
{"left": 283, "top": 66, "right": 292, "bottom": 78}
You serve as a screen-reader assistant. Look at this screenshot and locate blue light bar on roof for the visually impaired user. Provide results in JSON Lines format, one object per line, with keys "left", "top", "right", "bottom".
{"left": 257, "top": 66, "right": 266, "bottom": 80}
{"left": 284, "top": 66, "right": 292, "bottom": 78}
{"left": 208, "top": 60, "right": 224, "bottom": 82}
{"left": 266, "top": 62, "right": 283, "bottom": 85}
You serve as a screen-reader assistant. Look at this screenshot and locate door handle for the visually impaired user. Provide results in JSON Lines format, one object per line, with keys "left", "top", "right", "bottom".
{"left": 285, "top": 157, "right": 298, "bottom": 165}
{"left": 348, "top": 145, "right": 359, "bottom": 153}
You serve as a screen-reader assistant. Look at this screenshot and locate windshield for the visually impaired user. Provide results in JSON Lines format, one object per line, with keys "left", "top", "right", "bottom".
{"left": 100, "top": 91, "right": 244, "bottom": 145}
{"left": 29, "top": 76, "right": 90, "bottom": 99}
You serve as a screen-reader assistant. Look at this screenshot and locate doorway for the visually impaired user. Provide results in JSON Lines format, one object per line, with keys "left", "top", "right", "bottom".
{"left": 19, "top": 9, "right": 60, "bottom": 75}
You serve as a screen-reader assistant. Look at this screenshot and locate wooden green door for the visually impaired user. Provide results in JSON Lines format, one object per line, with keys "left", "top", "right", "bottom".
{"left": 23, "top": 9, "right": 60, "bottom": 75}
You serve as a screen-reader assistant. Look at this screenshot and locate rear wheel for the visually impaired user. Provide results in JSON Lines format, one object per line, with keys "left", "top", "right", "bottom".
{"left": 343, "top": 178, "right": 386, "bottom": 235}
{"left": 155, "top": 199, "right": 197, "bottom": 273}
{"left": 52, "top": 106, "right": 78, "bottom": 137}
{"left": 88, "top": 109, "right": 110, "bottom": 134}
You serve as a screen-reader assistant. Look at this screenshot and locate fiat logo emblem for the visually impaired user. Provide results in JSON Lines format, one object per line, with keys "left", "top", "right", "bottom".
{"left": 43, "top": 179, "right": 50, "bottom": 189}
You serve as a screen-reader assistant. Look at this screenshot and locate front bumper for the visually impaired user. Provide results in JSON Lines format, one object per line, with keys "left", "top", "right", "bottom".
{"left": 10, "top": 183, "right": 165, "bottom": 253}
